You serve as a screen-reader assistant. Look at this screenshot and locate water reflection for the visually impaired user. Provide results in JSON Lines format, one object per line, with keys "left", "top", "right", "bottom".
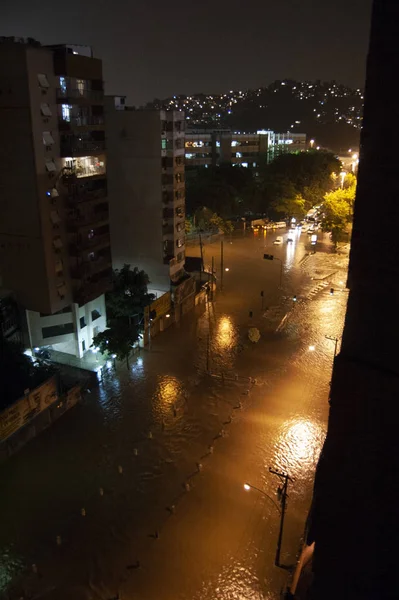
{"left": 285, "top": 237, "right": 296, "bottom": 271}
{"left": 215, "top": 316, "right": 235, "bottom": 351}
{"left": 273, "top": 418, "right": 324, "bottom": 481}
{"left": 156, "top": 375, "right": 181, "bottom": 407}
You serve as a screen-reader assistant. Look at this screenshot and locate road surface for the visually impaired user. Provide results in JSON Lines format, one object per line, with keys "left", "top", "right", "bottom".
{"left": 0, "top": 228, "right": 349, "bottom": 600}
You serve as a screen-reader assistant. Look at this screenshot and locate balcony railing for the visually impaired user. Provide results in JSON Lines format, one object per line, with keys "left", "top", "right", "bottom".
{"left": 71, "top": 257, "right": 112, "bottom": 279}
{"left": 67, "top": 210, "right": 109, "bottom": 230}
{"left": 59, "top": 116, "right": 104, "bottom": 128}
{"left": 60, "top": 140, "right": 106, "bottom": 156}
{"left": 67, "top": 187, "right": 107, "bottom": 204}
{"left": 62, "top": 164, "right": 106, "bottom": 179}
{"left": 56, "top": 88, "right": 104, "bottom": 102}
{"left": 74, "top": 277, "right": 113, "bottom": 304}
{"left": 69, "top": 233, "right": 110, "bottom": 254}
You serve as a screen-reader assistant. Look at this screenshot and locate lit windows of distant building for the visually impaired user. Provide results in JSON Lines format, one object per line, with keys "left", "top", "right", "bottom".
{"left": 61, "top": 104, "right": 72, "bottom": 122}
{"left": 59, "top": 76, "right": 67, "bottom": 94}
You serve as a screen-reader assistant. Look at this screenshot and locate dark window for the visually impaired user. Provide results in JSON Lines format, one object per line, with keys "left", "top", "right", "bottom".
{"left": 42, "top": 323, "right": 74, "bottom": 339}
{"left": 91, "top": 309, "right": 101, "bottom": 321}
{"left": 80, "top": 316, "right": 86, "bottom": 328}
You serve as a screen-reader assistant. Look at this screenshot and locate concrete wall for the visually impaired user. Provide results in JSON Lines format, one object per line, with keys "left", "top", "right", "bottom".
{"left": 105, "top": 103, "right": 171, "bottom": 291}
{"left": 26, "top": 294, "right": 106, "bottom": 357}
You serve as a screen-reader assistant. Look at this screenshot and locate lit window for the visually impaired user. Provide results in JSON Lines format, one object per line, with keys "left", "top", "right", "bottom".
{"left": 176, "top": 238, "right": 184, "bottom": 248}
{"left": 216, "top": 141, "right": 221, "bottom": 147}
{"left": 62, "top": 104, "right": 72, "bottom": 122}
{"left": 186, "top": 153, "right": 194, "bottom": 159}
{"left": 43, "top": 131, "right": 55, "bottom": 145}
{"left": 76, "top": 79, "right": 85, "bottom": 96}
{"left": 37, "top": 74, "right": 50, "bottom": 88}
{"left": 59, "top": 77, "right": 67, "bottom": 94}
{"left": 162, "top": 139, "right": 167, "bottom": 150}
{"left": 236, "top": 152, "right": 242, "bottom": 158}
{"left": 232, "top": 141, "right": 239, "bottom": 147}
{"left": 242, "top": 162, "right": 248, "bottom": 168}
{"left": 40, "top": 103, "right": 52, "bottom": 117}
{"left": 45, "top": 160, "right": 56, "bottom": 172}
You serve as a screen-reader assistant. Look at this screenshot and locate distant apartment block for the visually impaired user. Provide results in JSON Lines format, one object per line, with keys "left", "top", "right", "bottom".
{"left": 185, "top": 129, "right": 307, "bottom": 169}
{"left": 0, "top": 38, "right": 109, "bottom": 358}
{"left": 105, "top": 98, "right": 195, "bottom": 318}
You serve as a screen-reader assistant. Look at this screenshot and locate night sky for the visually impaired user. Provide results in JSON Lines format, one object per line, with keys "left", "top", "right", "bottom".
{"left": 1, "top": 0, "right": 372, "bottom": 105}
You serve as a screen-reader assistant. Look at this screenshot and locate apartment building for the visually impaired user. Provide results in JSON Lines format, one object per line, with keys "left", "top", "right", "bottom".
{"left": 185, "top": 129, "right": 307, "bottom": 168}
{"left": 0, "top": 38, "right": 109, "bottom": 358}
{"left": 105, "top": 98, "right": 195, "bottom": 319}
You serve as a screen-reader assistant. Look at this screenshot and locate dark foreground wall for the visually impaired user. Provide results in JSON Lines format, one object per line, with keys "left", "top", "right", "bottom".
{"left": 309, "top": 2, "right": 399, "bottom": 599}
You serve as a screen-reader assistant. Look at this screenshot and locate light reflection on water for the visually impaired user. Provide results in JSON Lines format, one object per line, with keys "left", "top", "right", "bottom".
{"left": 272, "top": 418, "right": 325, "bottom": 483}
{"left": 216, "top": 315, "right": 235, "bottom": 350}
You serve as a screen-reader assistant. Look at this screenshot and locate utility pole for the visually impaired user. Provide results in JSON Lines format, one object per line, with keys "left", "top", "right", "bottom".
{"left": 199, "top": 233, "right": 204, "bottom": 281}
{"left": 220, "top": 239, "right": 224, "bottom": 291}
{"left": 206, "top": 333, "right": 210, "bottom": 373}
{"left": 211, "top": 256, "right": 215, "bottom": 301}
{"left": 261, "top": 290, "right": 264, "bottom": 311}
{"left": 325, "top": 335, "right": 340, "bottom": 357}
{"left": 269, "top": 467, "right": 292, "bottom": 569}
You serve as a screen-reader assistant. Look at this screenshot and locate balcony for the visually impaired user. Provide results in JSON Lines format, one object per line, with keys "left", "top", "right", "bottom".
{"left": 69, "top": 233, "right": 110, "bottom": 255}
{"left": 62, "top": 162, "right": 106, "bottom": 180}
{"left": 67, "top": 186, "right": 107, "bottom": 205}
{"left": 71, "top": 256, "right": 112, "bottom": 279}
{"left": 58, "top": 115, "right": 104, "bottom": 130}
{"left": 60, "top": 139, "right": 106, "bottom": 157}
{"left": 67, "top": 209, "right": 109, "bottom": 231}
{"left": 56, "top": 88, "right": 104, "bottom": 103}
{"left": 74, "top": 277, "right": 113, "bottom": 305}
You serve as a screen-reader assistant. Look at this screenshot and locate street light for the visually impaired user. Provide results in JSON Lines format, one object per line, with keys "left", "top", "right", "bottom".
{"left": 308, "top": 345, "right": 316, "bottom": 352}
{"left": 310, "top": 139, "right": 315, "bottom": 149}
{"left": 243, "top": 475, "right": 291, "bottom": 570}
{"left": 225, "top": 267, "right": 229, "bottom": 272}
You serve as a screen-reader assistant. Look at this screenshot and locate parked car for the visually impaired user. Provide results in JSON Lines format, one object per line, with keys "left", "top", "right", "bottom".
{"left": 274, "top": 236, "right": 283, "bottom": 245}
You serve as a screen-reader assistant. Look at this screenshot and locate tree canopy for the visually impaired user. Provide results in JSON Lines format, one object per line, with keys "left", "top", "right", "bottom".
{"left": 92, "top": 322, "right": 140, "bottom": 369}
{"left": 259, "top": 150, "right": 341, "bottom": 218}
{"left": 0, "top": 339, "right": 56, "bottom": 409}
{"left": 322, "top": 173, "right": 357, "bottom": 244}
{"left": 185, "top": 151, "right": 341, "bottom": 225}
{"left": 106, "top": 264, "right": 154, "bottom": 321}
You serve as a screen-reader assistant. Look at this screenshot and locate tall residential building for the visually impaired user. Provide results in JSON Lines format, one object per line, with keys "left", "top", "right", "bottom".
{"left": 0, "top": 38, "right": 110, "bottom": 358}
{"left": 105, "top": 98, "right": 195, "bottom": 317}
{"left": 185, "top": 129, "right": 307, "bottom": 168}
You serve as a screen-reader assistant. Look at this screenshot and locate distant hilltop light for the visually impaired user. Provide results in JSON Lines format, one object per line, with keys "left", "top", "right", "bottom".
{"left": 145, "top": 80, "right": 363, "bottom": 147}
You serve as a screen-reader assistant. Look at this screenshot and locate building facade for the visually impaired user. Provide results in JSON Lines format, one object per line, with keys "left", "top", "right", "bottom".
{"left": 0, "top": 38, "right": 109, "bottom": 358}
{"left": 105, "top": 99, "right": 188, "bottom": 290}
{"left": 185, "top": 129, "right": 307, "bottom": 168}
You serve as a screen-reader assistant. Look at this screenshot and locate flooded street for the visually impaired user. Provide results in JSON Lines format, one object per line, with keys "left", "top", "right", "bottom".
{"left": 0, "top": 229, "right": 349, "bottom": 600}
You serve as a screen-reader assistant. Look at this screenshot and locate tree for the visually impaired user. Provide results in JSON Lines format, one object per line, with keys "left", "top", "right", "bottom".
{"left": 106, "top": 265, "right": 154, "bottom": 322}
{"left": 322, "top": 176, "right": 356, "bottom": 246}
{"left": 259, "top": 150, "right": 341, "bottom": 217}
{"left": 209, "top": 213, "right": 234, "bottom": 235}
{"left": 0, "top": 339, "right": 56, "bottom": 409}
{"left": 92, "top": 322, "right": 140, "bottom": 369}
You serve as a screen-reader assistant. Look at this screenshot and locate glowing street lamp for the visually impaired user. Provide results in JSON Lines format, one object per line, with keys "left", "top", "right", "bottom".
{"left": 310, "top": 139, "right": 315, "bottom": 149}
{"left": 308, "top": 345, "right": 316, "bottom": 352}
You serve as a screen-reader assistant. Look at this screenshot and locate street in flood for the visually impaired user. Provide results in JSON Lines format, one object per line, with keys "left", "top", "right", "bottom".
{"left": 0, "top": 229, "right": 349, "bottom": 600}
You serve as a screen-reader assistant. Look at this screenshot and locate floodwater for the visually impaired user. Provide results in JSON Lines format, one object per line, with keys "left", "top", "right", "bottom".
{"left": 0, "top": 228, "right": 349, "bottom": 600}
